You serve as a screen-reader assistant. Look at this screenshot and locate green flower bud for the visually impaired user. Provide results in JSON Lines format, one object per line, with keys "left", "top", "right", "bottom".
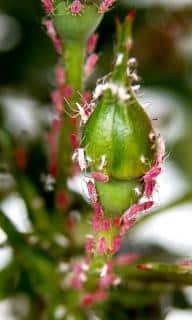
{"left": 52, "top": 1, "right": 103, "bottom": 42}
{"left": 82, "top": 90, "right": 156, "bottom": 180}
{"left": 78, "top": 14, "right": 161, "bottom": 218}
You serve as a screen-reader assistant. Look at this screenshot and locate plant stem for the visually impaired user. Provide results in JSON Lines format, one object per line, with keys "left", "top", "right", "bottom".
{"left": 63, "top": 40, "right": 85, "bottom": 95}
{"left": 56, "top": 40, "right": 85, "bottom": 202}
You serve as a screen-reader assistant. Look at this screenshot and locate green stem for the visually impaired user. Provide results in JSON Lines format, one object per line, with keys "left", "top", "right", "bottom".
{"left": 56, "top": 41, "right": 85, "bottom": 214}
{"left": 63, "top": 40, "right": 85, "bottom": 96}
{"left": 115, "top": 263, "right": 192, "bottom": 286}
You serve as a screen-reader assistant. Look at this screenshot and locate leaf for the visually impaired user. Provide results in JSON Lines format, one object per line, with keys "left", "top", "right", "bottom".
{"left": 115, "top": 262, "right": 192, "bottom": 287}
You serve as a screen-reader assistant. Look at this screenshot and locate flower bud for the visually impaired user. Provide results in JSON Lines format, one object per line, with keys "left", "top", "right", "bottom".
{"left": 82, "top": 90, "right": 157, "bottom": 180}
{"left": 77, "top": 13, "right": 164, "bottom": 230}
{"left": 52, "top": 1, "right": 103, "bottom": 42}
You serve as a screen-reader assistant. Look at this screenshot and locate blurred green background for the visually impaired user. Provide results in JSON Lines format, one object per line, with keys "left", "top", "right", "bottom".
{"left": 0, "top": 0, "right": 192, "bottom": 319}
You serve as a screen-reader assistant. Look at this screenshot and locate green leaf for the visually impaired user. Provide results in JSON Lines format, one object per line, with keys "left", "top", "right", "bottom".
{"left": 115, "top": 263, "right": 192, "bottom": 286}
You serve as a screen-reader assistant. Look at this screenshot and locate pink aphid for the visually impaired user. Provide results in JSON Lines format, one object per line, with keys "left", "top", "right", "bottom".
{"left": 122, "top": 203, "right": 141, "bottom": 221}
{"left": 61, "top": 84, "right": 73, "bottom": 99}
{"left": 43, "top": 20, "right": 62, "bottom": 54}
{"left": 85, "top": 236, "right": 94, "bottom": 255}
{"left": 70, "top": 132, "right": 79, "bottom": 149}
{"left": 56, "top": 190, "right": 68, "bottom": 210}
{"left": 87, "top": 180, "right": 98, "bottom": 205}
{"left": 111, "top": 235, "right": 122, "bottom": 254}
{"left": 112, "top": 216, "right": 120, "bottom": 227}
{"left": 84, "top": 53, "right": 98, "bottom": 77}
{"left": 70, "top": 0, "right": 82, "bottom": 15}
{"left": 97, "top": 236, "right": 108, "bottom": 254}
{"left": 99, "top": 273, "right": 115, "bottom": 288}
{"left": 91, "top": 171, "right": 109, "bottom": 182}
{"left": 121, "top": 201, "right": 154, "bottom": 234}
{"left": 98, "top": 0, "right": 115, "bottom": 13}
{"left": 51, "top": 89, "right": 63, "bottom": 112}
{"left": 92, "top": 203, "right": 103, "bottom": 231}
{"left": 71, "top": 275, "right": 82, "bottom": 289}
{"left": 94, "top": 202, "right": 103, "bottom": 216}
{"left": 82, "top": 91, "right": 91, "bottom": 104}
{"left": 55, "top": 65, "right": 65, "bottom": 87}
{"left": 53, "top": 36, "right": 62, "bottom": 55}
{"left": 43, "top": 19, "right": 55, "bottom": 37}
{"left": 92, "top": 214, "right": 101, "bottom": 232}
{"left": 116, "top": 253, "right": 139, "bottom": 265}
{"left": 139, "top": 201, "right": 154, "bottom": 211}
{"left": 87, "top": 33, "right": 98, "bottom": 54}
{"left": 41, "top": 0, "right": 53, "bottom": 13}
{"left": 144, "top": 179, "right": 156, "bottom": 198}
{"left": 102, "top": 217, "right": 110, "bottom": 231}
{"left": 179, "top": 259, "right": 192, "bottom": 266}
{"left": 144, "top": 166, "right": 161, "bottom": 182}
{"left": 120, "top": 217, "right": 136, "bottom": 236}
{"left": 81, "top": 290, "right": 107, "bottom": 307}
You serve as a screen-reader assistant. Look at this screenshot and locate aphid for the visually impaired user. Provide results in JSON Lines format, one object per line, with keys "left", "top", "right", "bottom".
{"left": 98, "top": 154, "right": 107, "bottom": 170}
{"left": 149, "top": 131, "right": 156, "bottom": 142}
{"left": 111, "top": 235, "right": 122, "bottom": 254}
{"left": 140, "top": 155, "right": 146, "bottom": 164}
{"left": 87, "top": 33, "right": 98, "bottom": 54}
{"left": 121, "top": 200, "right": 154, "bottom": 222}
{"left": 134, "top": 187, "right": 142, "bottom": 196}
{"left": 93, "top": 82, "right": 108, "bottom": 99}
{"left": 91, "top": 171, "right": 109, "bottom": 182}
{"left": 43, "top": 19, "right": 62, "bottom": 54}
{"left": 120, "top": 201, "right": 153, "bottom": 235}
{"left": 120, "top": 218, "right": 136, "bottom": 236}
{"left": 102, "top": 217, "right": 110, "bottom": 231}
{"left": 55, "top": 65, "right": 65, "bottom": 87}
{"left": 72, "top": 148, "right": 87, "bottom": 171}
{"left": 41, "top": 0, "right": 53, "bottom": 13}
{"left": 85, "top": 235, "right": 94, "bottom": 255}
{"left": 87, "top": 180, "right": 98, "bottom": 205}
{"left": 116, "top": 53, "right": 124, "bottom": 66}
{"left": 84, "top": 53, "right": 98, "bottom": 77}
{"left": 128, "top": 57, "right": 137, "bottom": 67}
{"left": 129, "top": 71, "right": 139, "bottom": 82}
{"left": 143, "top": 166, "right": 161, "bottom": 182}
{"left": 118, "top": 86, "right": 130, "bottom": 101}
{"left": 144, "top": 179, "right": 156, "bottom": 198}
{"left": 76, "top": 102, "right": 88, "bottom": 124}
{"left": 97, "top": 236, "right": 108, "bottom": 254}
{"left": 41, "top": 174, "right": 55, "bottom": 191}
{"left": 131, "top": 84, "right": 140, "bottom": 92}
{"left": 70, "top": 0, "right": 82, "bottom": 15}
{"left": 51, "top": 89, "right": 63, "bottom": 112}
